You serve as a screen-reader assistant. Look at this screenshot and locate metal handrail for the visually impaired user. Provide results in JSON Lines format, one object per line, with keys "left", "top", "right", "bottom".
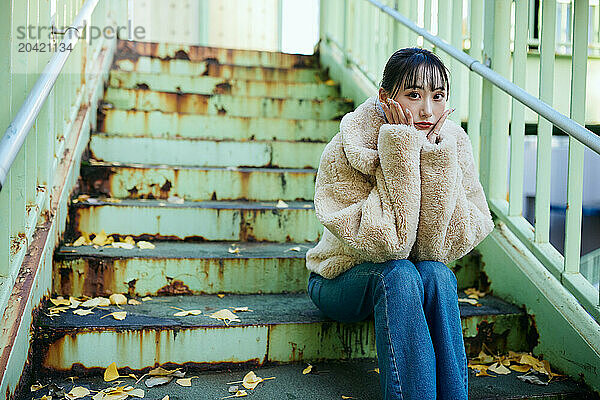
{"left": 0, "top": 0, "right": 100, "bottom": 192}
{"left": 364, "top": 0, "right": 600, "bottom": 155}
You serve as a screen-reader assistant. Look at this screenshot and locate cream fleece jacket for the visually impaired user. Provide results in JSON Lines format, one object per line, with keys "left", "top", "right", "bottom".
{"left": 305, "top": 95, "right": 494, "bottom": 279}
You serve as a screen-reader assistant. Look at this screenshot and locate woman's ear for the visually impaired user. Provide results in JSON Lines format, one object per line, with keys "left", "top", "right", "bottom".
{"left": 378, "top": 88, "right": 388, "bottom": 104}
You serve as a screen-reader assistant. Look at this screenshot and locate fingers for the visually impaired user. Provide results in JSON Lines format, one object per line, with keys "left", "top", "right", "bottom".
{"left": 427, "top": 107, "right": 455, "bottom": 144}
{"left": 405, "top": 108, "right": 414, "bottom": 126}
{"left": 389, "top": 99, "right": 408, "bottom": 125}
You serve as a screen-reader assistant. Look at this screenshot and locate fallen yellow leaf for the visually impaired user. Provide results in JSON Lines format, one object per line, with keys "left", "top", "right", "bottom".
{"left": 209, "top": 309, "right": 241, "bottom": 325}
{"left": 341, "top": 396, "right": 354, "bottom": 399}
{"left": 65, "top": 386, "right": 90, "bottom": 400}
{"left": 217, "top": 294, "right": 225, "bottom": 298}
{"left": 123, "top": 236, "right": 136, "bottom": 245}
{"left": 276, "top": 200, "right": 288, "bottom": 208}
{"left": 104, "top": 362, "right": 120, "bottom": 381}
{"left": 30, "top": 382, "right": 45, "bottom": 391}
{"left": 176, "top": 376, "right": 198, "bottom": 387}
{"left": 109, "top": 294, "right": 128, "bottom": 305}
{"left": 228, "top": 246, "right": 241, "bottom": 254}
{"left": 458, "top": 298, "right": 479, "bottom": 306}
{"left": 92, "top": 230, "right": 114, "bottom": 246}
{"left": 488, "top": 362, "right": 511, "bottom": 375}
{"left": 111, "top": 242, "right": 135, "bottom": 249}
{"left": 137, "top": 241, "right": 155, "bottom": 249}
{"left": 510, "top": 364, "right": 531, "bottom": 372}
{"left": 73, "top": 309, "right": 94, "bottom": 316}
{"left": 100, "top": 311, "right": 127, "bottom": 320}
{"left": 141, "top": 296, "right": 152, "bottom": 302}
{"left": 50, "top": 296, "right": 71, "bottom": 306}
{"left": 128, "top": 299, "right": 142, "bottom": 305}
{"left": 302, "top": 365, "right": 312, "bottom": 374}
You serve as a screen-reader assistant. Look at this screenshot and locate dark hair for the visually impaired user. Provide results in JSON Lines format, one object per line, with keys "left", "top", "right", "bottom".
{"left": 379, "top": 47, "right": 450, "bottom": 100}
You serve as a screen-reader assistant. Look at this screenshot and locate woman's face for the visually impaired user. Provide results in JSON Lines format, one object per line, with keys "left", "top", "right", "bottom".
{"left": 379, "top": 75, "right": 447, "bottom": 131}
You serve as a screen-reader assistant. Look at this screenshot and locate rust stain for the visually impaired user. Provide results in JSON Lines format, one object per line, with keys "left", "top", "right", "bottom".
{"left": 157, "top": 279, "right": 193, "bottom": 296}
{"left": 173, "top": 49, "right": 190, "bottom": 61}
{"left": 213, "top": 82, "right": 232, "bottom": 95}
{"left": 135, "top": 83, "right": 150, "bottom": 90}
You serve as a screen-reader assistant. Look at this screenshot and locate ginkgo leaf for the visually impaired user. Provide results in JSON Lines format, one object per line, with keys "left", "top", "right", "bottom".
{"left": 488, "top": 362, "right": 511, "bottom": 375}
{"left": 240, "top": 371, "right": 275, "bottom": 390}
{"left": 217, "top": 294, "right": 225, "bottom": 298}
{"left": 92, "top": 230, "right": 114, "bottom": 246}
{"left": 112, "top": 242, "right": 135, "bottom": 250}
{"left": 145, "top": 376, "right": 173, "bottom": 387}
{"left": 100, "top": 311, "right": 127, "bottom": 320}
{"left": 174, "top": 309, "right": 202, "bottom": 317}
{"left": 372, "top": 368, "right": 379, "bottom": 374}
{"left": 73, "top": 235, "right": 92, "bottom": 246}
{"left": 50, "top": 296, "right": 71, "bottom": 306}
{"left": 275, "top": 200, "right": 288, "bottom": 208}
{"left": 230, "top": 306, "right": 252, "bottom": 313}
{"left": 302, "top": 365, "right": 312, "bottom": 374}
{"left": 221, "top": 390, "right": 248, "bottom": 399}
{"left": 475, "top": 350, "right": 494, "bottom": 364}
{"left": 81, "top": 297, "right": 111, "bottom": 308}
{"left": 73, "top": 309, "right": 94, "bottom": 316}
{"left": 141, "top": 296, "right": 152, "bottom": 301}
{"left": 176, "top": 376, "right": 198, "bottom": 387}
{"left": 464, "top": 288, "right": 487, "bottom": 299}
{"left": 517, "top": 374, "right": 548, "bottom": 385}
{"left": 510, "top": 364, "right": 531, "bottom": 372}
{"left": 41, "top": 395, "right": 52, "bottom": 400}
{"left": 228, "top": 247, "right": 241, "bottom": 254}
{"left": 110, "top": 294, "right": 128, "bottom": 305}
{"left": 324, "top": 79, "right": 336, "bottom": 86}
{"left": 104, "top": 362, "right": 121, "bottom": 381}
{"left": 123, "top": 236, "right": 136, "bottom": 246}
{"left": 341, "top": 396, "right": 354, "bottom": 399}
{"left": 137, "top": 241, "right": 155, "bottom": 249}
{"left": 458, "top": 298, "right": 479, "bottom": 306}
{"left": 65, "top": 386, "right": 90, "bottom": 400}
{"left": 128, "top": 299, "right": 142, "bottom": 305}
{"left": 209, "top": 309, "right": 241, "bottom": 325}
{"left": 161, "top": 396, "right": 169, "bottom": 400}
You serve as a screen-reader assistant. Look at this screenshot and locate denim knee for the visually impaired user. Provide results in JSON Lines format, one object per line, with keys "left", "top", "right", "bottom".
{"left": 376, "top": 259, "right": 424, "bottom": 300}
{"left": 416, "top": 261, "right": 457, "bottom": 292}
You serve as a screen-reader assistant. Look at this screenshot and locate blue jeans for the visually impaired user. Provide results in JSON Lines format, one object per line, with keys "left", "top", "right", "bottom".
{"left": 307, "top": 259, "right": 468, "bottom": 400}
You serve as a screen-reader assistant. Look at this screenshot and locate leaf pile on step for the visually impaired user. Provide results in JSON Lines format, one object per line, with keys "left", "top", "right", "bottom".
{"left": 468, "top": 347, "right": 563, "bottom": 384}
{"left": 47, "top": 293, "right": 147, "bottom": 320}
{"left": 68, "top": 230, "right": 155, "bottom": 250}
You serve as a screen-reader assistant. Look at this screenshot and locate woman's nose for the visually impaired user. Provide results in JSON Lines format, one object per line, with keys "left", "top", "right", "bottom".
{"left": 420, "top": 101, "right": 433, "bottom": 118}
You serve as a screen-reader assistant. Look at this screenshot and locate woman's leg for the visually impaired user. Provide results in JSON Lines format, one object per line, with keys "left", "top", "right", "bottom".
{"left": 414, "top": 261, "right": 468, "bottom": 400}
{"left": 307, "top": 259, "right": 436, "bottom": 400}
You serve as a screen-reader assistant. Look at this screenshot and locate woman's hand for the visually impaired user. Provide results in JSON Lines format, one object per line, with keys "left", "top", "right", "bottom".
{"left": 380, "top": 98, "right": 414, "bottom": 128}
{"left": 426, "top": 108, "right": 455, "bottom": 144}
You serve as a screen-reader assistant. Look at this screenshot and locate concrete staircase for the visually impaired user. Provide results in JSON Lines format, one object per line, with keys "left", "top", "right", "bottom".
{"left": 17, "top": 40, "right": 596, "bottom": 399}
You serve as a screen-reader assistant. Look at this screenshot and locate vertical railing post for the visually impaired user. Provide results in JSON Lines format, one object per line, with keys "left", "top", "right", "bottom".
{"left": 277, "top": 0, "right": 283, "bottom": 53}
{"left": 508, "top": 0, "right": 529, "bottom": 217}
{"left": 423, "top": 0, "right": 432, "bottom": 51}
{"left": 467, "top": 0, "right": 483, "bottom": 170}
{"left": 199, "top": 0, "right": 208, "bottom": 46}
{"left": 534, "top": 0, "right": 556, "bottom": 244}
{"left": 480, "top": 0, "right": 511, "bottom": 200}
{"left": 449, "top": 0, "right": 462, "bottom": 122}
{"left": 564, "top": 0, "right": 588, "bottom": 280}
{"left": 343, "top": 0, "right": 349, "bottom": 65}
{"left": 0, "top": 0, "right": 9, "bottom": 277}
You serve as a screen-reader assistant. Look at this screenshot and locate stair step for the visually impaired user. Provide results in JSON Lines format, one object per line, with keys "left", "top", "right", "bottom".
{"left": 101, "top": 91, "right": 352, "bottom": 120}
{"left": 36, "top": 293, "right": 529, "bottom": 372}
{"left": 21, "top": 360, "right": 595, "bottom": 400}
{"left": 54, "top": 241, "right": 312, "bottom": 297}
{"left": 80, "top": 162, "right": 317, "bottom": 201}
{"left": 108, "top": 70, "right": 339, "bottom": 99}
{"left": 116, "top": 39, "right": 318, "bottom": 69}
{"left": 103, "top": 87, "right": 347, "bottom": 117}
{"left": 114, "top": 55, "right": 328, "bottom": 82}
{"left": 89, "top": 134, "right": 326, "bottom": 169}
{"left": 99, "top": 109, "right": 341, "bottom": 141}
{"left": 68, "top": 198, "right": 321, "bottom": 242}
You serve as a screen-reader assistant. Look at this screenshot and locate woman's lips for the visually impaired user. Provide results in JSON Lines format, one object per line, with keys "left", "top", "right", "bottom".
{"left": 414, "top": 122, "right": 433, "bottom": 129}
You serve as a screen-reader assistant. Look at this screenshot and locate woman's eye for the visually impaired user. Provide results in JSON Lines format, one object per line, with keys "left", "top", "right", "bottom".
{"left": 434, "top": 93, "right": 445, "bottom": 100}
{"left": 408, "top": 92, "right": 419, "bottom": 98}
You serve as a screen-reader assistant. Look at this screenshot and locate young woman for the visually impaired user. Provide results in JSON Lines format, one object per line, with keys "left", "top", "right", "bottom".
{"left": 305, "top": 48, "right": 494, "bottom": 400}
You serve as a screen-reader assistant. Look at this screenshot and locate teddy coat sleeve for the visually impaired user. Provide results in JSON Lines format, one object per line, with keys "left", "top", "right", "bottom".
{"left": 412, "top": 122, "right": 494, "bottom": 264}
{"left": 313, "top": 124, "right": 426, "bottom": 262}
